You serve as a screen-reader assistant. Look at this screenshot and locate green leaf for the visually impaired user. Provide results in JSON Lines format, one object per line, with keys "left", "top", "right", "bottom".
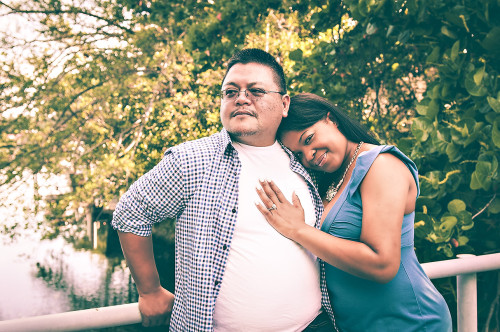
{"left": 445, "top": 143, "right": 460, "bottom": 161}
{"left": 488, "top": 198, "right": 500, "bottom": 214}
{"left": 458, "top": 236, "right": 469, "bottom": 246}
{"left": 414, "top": 213, "right": 433, "bottom": 239}
{"left": 440, "top": 83, "right": 451, "bottom": 99}
{"left": 441, "top": 26, "right": 457, "bottom": 39}
{"left": 470, "top": 161, "right": 492, "bottom": 190}
{"left": 485, "top": 112, "right": 497, "bottom": 124}
{"left": 289, "top": 49, "right": 303, "bottom": 62}
{"left": 461, "top": 222, "right": 475, "bottom": 231}
{"left": 438, "top": 244, "right": 454, "bottom": 257}
{"left": 427, "top": 85, "right": 440, "bottom": 99}
{"left": 457, "top": 210, "right": 473, "bottom": 227}
{"left": 432, "top": 129, "right": 449, "bottom": 153}
{"left": 492, "top": 120, "right": 500, "bottom": 148}
{"left": 473, "top": 66, "right": 485, "bottom": 86}
{"left": 465, "top": 75, "right": 487, "bottom": 97}
{"left": 386, "top": 25, "right": 394, "bottom": 37}
{"left": 451, "top": 40, "right": 460, "bottom": 62}
{"left": 487, "top": 96, "right": 500, "bottom": 113}
{"left": 427, "top": 100, "right": 439, "bottom": 118}
{"left": 397, "top": 138, "right": 414, "bottom": 155}
{"left": 448, "top": 199, "right": 466, "bottom": 214}
{"left": 416, "top": 104, "right": 428, "bottom": 116}
{"left": 436, "top": 214, "right": 458, "bottom": 242}
{"left": 426, "top": 46, "right": 440, "bottom": 64}
{"left": 440, "top": 215, "right": 458, "bottom": 230}
{"left": 411, "top": 117, "right": 433, "bottom": 142}
{"left": 481, "top": 26, "right": 500, "bottom": 53}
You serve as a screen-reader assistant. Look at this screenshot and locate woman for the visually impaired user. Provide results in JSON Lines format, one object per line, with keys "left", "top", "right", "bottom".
{"left": 256, "top": 93, "right": 452, "bottom": 331}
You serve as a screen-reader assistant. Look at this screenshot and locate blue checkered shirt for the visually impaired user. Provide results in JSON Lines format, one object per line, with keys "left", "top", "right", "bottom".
{"left": 112, "top": 129, "right": 336, "bottom": 331}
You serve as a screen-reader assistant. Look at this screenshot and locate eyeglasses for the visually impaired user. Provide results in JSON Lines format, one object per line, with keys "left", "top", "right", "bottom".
{"left": 220, "top": 87, "right": 285, "bottom": 101}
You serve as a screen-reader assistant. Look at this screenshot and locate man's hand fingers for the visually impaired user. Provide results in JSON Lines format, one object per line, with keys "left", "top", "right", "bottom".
{"left": 138, "top": 287, "right": 174, "bottom": 327}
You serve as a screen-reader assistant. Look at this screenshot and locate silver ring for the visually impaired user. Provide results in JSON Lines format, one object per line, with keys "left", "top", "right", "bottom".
{"left": 268, "top": 204, "right": 277, "bottom": 211}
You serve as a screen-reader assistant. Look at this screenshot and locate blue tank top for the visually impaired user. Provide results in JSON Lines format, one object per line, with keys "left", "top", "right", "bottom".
{"left": 321, "top": 145, "right": 452, "bottom": 332}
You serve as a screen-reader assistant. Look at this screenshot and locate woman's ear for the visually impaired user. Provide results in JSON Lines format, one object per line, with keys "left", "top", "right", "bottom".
{"left": 325, "top": 112, "right": 337, "bottom": 126}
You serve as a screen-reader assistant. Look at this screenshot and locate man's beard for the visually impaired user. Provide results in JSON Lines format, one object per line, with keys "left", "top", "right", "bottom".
{"left": 229, "top": 129, "right": 258, "bottom": 137}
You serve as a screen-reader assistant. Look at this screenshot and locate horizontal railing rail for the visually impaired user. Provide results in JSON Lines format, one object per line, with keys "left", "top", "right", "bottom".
{"left": 423, "top": 253, "right": 500, "bottom": 279}
{"left": 0, "top": 303, "right": 141, "bottom": 332}
{"left": 1, "top": 253, "right": 499, "bottom": 332}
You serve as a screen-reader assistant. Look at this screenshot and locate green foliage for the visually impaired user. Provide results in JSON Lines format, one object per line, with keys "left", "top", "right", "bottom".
{"left": 1, "top": 0, "right": 499, "bottom": 329}
{"left": 0, "top": 0, "right": 221, "bottom": 225}
{"left": 276, "top": 0, "right": 500, "bottom": 263}
{"left": 405, "top": 0, "right": 499, "bottom": 263}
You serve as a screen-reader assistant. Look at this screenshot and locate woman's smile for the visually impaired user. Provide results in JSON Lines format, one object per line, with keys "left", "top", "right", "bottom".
{"left": 315, "top": 152, "right": 327, "bottom": 167}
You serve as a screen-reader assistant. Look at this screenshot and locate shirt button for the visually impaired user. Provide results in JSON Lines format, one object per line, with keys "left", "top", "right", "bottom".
{"left": 223, "top": 244, "right": 227, "bottom": 250}
{"left": 231, "top": 208, "right": 236, "bottom": 213}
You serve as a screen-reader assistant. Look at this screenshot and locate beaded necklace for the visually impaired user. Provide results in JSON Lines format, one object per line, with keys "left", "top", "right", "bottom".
{"left": 325, "top": 141, "right": 364, "bottom": 202}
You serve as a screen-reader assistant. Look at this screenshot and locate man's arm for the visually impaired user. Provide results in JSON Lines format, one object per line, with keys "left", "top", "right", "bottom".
{"left": 118, "top": 231, "right": 175, "bottom": 327}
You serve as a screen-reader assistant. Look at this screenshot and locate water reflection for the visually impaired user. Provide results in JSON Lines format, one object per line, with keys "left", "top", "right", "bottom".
{"left": 0, "top": 173, "right": 174, "bottom": 331}
{"left": 0, "top": 233, "right": 143, "bottom": 331}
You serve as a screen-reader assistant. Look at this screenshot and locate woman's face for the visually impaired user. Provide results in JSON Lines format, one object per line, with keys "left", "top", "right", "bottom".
{"left": 280, "top": 116, "right": 349, "bottom": 173}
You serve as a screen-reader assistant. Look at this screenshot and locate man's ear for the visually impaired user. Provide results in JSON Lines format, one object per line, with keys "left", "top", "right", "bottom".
{"left": 282, "top": 94, "right": 291, "bottom": 117}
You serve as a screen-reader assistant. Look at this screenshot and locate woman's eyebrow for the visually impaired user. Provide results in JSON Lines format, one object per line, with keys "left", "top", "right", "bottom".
{"left": 299, "top": 131, "right": 308, "bottom": 143}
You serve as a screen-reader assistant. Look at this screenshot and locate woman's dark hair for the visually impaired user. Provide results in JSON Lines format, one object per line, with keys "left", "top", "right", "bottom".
{"left": 222, "top": 48, "right": 287, "bottom": 94}
{"left": 279, "top": 93, "right": 379, "bottom": 144}
{"left": 280, "top": 93, "right": 380, "bottom": 197}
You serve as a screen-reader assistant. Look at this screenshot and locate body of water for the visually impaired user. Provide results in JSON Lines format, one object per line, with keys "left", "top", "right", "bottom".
{"left": 0, "top": 174, "right": 172, "bottom": 331}
{"left": 0, "top": 171, "right": 139, "bottom": 327}
{"left": 0, "top": 232, "right": 138, "bottom": 322}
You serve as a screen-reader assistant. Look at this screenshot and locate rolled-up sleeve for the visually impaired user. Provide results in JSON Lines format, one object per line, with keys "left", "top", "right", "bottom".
{"left": 112, "top": 149, "right": 185, "bottom": 236}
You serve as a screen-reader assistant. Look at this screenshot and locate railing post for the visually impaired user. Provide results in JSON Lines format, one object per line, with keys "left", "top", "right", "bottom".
{"left": 457, "top": 254, "right": 477, "bottom": 332}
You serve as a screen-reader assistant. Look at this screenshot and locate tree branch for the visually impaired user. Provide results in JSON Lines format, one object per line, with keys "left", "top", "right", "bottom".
{"left": 0, "top": 1, "right": 135, "bottom": 35}
{"left": 472, "top": 193, "right": 497, "bottom": 220}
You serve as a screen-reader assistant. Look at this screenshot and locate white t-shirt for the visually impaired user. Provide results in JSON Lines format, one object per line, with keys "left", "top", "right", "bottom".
{"left": 213, "top": 141, "right": 322, "bottom": 332}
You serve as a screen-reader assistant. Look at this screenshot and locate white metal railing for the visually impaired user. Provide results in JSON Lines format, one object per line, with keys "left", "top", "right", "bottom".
{"left": 1, "top": 253, "right": 499, "bottom": 332}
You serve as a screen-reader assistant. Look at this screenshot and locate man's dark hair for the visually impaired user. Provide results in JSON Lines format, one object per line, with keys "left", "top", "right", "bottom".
{"left": 222, "top": 48, "right": 287, "bottom": 94}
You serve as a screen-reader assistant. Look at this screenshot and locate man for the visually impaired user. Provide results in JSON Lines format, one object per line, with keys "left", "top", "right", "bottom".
{"left": 112, "top": 49, "right": 335, "bottom": 331}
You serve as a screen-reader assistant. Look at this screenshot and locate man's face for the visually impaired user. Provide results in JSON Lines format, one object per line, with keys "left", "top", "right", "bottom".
{"left": 220, "top": 63, "right": 290, "bottom": 147}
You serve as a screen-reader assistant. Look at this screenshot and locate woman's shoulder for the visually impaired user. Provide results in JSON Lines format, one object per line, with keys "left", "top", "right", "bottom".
{"left": 360, "top": 144, "right": 414, "bottom": 164}
{"left": 354, "top": 144, "right": 416, "bottom": 182}
{"left": 361, "top": 145, "right": 419, "bottom": 192}
{"left": 370, "top": 151, "right": 409, "bottom": 175}
{"left": 356, "top": 144, "right": 397, "bottom": 168}
{"left": 360, "top": 144, "right": 413, "bottom": 169}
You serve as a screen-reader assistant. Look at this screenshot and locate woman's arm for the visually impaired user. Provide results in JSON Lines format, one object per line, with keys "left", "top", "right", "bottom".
{"left": 256, "top": 153, "right": 415, "bottom": 283}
